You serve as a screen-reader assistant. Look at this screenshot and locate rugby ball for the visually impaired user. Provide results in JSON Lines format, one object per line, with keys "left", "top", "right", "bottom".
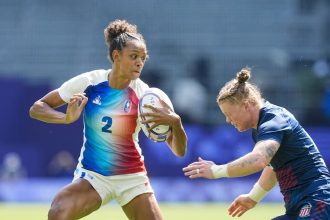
{"left": 138, "top": 88, "right": 173, "bottom": 142}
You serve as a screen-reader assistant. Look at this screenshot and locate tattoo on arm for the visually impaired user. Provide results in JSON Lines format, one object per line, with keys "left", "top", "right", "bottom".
{"left": 230, "top": 153, "right": 262, "bottom": 170}
{"left": 260, "top": 140, "right": 280, "bottom": 159}
{"left": 237, "top": 156, "right": 260, "bottom": 168}
{"left": 228, "top": 140, "right": 280, "bottom": 174}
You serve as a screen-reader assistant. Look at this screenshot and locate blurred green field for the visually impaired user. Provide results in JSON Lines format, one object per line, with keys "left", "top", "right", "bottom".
{"left": 0, "top": 202, "right": 284, "bottom": 220}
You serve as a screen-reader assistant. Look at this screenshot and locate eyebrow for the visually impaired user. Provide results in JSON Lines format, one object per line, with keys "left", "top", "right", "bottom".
{"left": 127, "top": 49, "right": 147, "bottom": 55}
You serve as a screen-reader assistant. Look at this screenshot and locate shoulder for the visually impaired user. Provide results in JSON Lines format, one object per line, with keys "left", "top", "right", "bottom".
{"left": 129, "top": 78, "right": 149, "bottom": 98}
{"left": 76, "top": 69, "right": 109, "bottom": 84}
{"left": 258, "top": 102, "right": 292, "bottom": 133}
{"left": 58, "top": 69, "right": 109, "bottom": 102}
{"left": 62, "top": 69, "right": 108, "bottom": 86}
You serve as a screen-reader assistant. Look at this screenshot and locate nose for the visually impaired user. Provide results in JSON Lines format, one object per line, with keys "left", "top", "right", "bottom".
{"left": 136, "top": 57, "right": 144, "bottom": 67}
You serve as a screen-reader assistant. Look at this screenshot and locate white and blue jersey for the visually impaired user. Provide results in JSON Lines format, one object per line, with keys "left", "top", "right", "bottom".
{"left": 58, "top": 69, "right": 149, "bottom": 176}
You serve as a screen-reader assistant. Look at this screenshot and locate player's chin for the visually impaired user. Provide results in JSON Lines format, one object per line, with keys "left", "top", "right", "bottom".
{"left": 131, "top": 71, "right": 141, "bottom": 79}
{"left": 236, "top": 126, "right": 248, "bottom": 132}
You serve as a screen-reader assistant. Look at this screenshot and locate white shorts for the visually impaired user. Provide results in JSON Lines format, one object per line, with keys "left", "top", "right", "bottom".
{"left": 73, "top": 167, "right": 154, "bottom": 206}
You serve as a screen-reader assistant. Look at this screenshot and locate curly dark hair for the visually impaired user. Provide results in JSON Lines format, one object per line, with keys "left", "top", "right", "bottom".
{"left": 104, "top": 19, "right": 147, "bottom": 62}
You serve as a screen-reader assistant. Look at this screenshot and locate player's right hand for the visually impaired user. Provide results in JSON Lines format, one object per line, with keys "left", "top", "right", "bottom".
{"left": 182, "top": 157, "right": 215, "bottom": 179}
{"left": 227, "top": 194, "right": 257, "bottom": 217}
{"left": 65, "top": 93, "right": 88, "bottom": 124}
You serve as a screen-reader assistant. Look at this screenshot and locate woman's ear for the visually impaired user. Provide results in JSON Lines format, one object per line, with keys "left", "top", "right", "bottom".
{"left": 243, "top": 100, "right": 250, "bottom": 110}
{"left": 112, "top": 50, "right": 120, "bottom": 62}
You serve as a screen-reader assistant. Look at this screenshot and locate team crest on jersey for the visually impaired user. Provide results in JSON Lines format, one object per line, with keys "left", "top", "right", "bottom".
{"left": 299, "top": 203, "right": 312, "bottom": 217}
{"left": 92, "top": 95, "right": 102, "bottom": 105}
{"left": 124, "top": 99, "right": 132, "bottom": 113}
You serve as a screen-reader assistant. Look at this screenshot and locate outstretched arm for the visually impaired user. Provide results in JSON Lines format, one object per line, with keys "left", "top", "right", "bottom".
{"left": 228, "top": 166, "right": 277, "bottom": 217}
{"left": 225, "top": 139, "right": 279, "bottom": 177}
{"left": 29, "top": 89, "right": 88, "bottom": 124}
{"left": 183, "top": 139, "right": 279, "bottom": 178}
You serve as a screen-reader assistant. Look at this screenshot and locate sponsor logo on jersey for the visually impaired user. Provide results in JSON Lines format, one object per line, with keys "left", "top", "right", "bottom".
{"left": 93, "top": 95, "right": 102, "bottom": 105}
{"left": 299, "top": 203, "right": 312, "bottom": 217}
{"left": 87, "top": 173, "right": 94, "bottom": 180}
{"left": 124, "top": 99, "right": 132, "bottom": 113}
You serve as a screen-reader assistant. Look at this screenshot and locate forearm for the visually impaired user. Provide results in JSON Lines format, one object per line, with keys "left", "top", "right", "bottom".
{"left": 29, "top": 101, "right": 67, "bottom": 124}
{"left": 248, "top": 166, "right": 277, "bottom": 202}
{"left": 166, "top": 117, "right": 187, "bottom": 157}
{"left": 258, "top": 166, "right": 277, "bottom": 191}
{"left": 211, "top": 152, "right": 267, "bottom": 178}
{"left": 226, "top": 152, "right": 268, "bottom": 177}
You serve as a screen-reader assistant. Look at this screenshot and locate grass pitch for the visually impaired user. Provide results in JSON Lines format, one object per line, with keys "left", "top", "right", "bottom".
{"left": 0, "top": 202, "right": 284, "bottom": 220}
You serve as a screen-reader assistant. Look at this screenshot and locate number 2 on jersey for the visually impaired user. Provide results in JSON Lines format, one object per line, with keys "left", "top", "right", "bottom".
{"left": 102, "top": 116, "right": 112, "bottom": 133}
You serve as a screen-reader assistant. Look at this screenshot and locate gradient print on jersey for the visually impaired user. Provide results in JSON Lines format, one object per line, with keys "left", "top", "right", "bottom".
{"left": 81, "top": 81, "right": 144, "bottom": 175}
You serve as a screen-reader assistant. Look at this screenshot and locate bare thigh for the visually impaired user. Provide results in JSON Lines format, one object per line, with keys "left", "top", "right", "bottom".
{"left": 122, "top": 193, "right": 164, "bottom": 220}
{"left": 48, "top": 178, "right": 102, "bottom": 220}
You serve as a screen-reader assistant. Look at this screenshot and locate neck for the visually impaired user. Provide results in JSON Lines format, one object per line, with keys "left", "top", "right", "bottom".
{"left": 108, "top": 68, "right": 130, "bottom": 89}
{"left": 251, "top": 101, "right": 263, "bottom": 129}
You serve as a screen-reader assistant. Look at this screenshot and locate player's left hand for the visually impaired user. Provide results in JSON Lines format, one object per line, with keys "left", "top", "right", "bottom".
{"left": 182, "top": 157, "right": 215, "bottom": 179}
{"left": 228, "top": 194, "right": 257, "bottom": 217}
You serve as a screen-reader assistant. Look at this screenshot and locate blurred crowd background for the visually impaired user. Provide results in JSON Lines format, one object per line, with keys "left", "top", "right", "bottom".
{"left": 0, "top": 0, "right": 329, "bottom": 202}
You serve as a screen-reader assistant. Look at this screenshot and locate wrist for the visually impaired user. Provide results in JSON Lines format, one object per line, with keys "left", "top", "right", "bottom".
{"left": 248, "top": 182, "right": 268, "bottom": 203}
{"left": 170, "top": 116, "right": 183, "bottom": 132}
{"left": 211, "top": 164, "right": 229, "bottom": 179}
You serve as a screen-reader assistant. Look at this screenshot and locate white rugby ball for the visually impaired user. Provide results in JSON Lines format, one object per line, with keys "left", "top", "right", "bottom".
{"left": 138, "top": 88, "right": 173, "bottom": 142}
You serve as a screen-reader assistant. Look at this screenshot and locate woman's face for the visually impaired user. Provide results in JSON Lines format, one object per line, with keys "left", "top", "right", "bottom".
{"left": 115, "top": 40, "right": 147, "bottom": 80}
{"left": 219, "top": 100, "right": 254, "bottom": 132}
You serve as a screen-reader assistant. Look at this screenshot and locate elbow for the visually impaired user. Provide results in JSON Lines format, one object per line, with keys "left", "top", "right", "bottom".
{"left": 256, "top": 160, "right": 268, "bottom": 171}
{"left": 254, "top": 153, "right": 269, "bottom": 170}
{"left": 176, "top": 141, "right": 187, "bottom": 157}
{"left": 173, "top": 141, "right": 187, "bottom": 157}
{"left": 29, "top": 104, "right": 37, "bottom": 119}
{"left": 177, "top": 138, "right": 188, "bottom": 157}
{"left": 29, "top": 101, "right": 42, "bottom": 119}
{"left": 256, "top": 159, "right": 268, "bottom": 170}
{"left": 176, "top": 147, "right": 187, "bottom": 157}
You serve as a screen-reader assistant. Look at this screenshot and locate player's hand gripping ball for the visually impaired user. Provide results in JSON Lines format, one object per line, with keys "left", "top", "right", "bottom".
{"left": 138, "top": 88, "right": 173, "bottom": 142}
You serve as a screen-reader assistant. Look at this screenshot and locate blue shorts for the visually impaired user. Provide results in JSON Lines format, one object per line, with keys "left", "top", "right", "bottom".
{"left": 272, "top": 200, "right": 330, "bottom": 220}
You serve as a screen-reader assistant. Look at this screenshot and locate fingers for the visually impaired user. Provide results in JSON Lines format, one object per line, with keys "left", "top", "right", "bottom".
{"left": 140, "top": 105, "right": 160, "bottom": 121}
{"left": 228, "top": 198, "right": 250, "bottom": 217}
{"left": 159, "top": 98, "right": 172, "bottom": 110}
{"left": 140, "top": 105, "right": 170, "bottom": 127}
{"left": 229, "top": 206, "right": 247, "bottom": 217}
{"left": 184, "top": 161, "right": 206, "bottom": 167}
{"left": 183, "top": 166, "right": 203, "bottom": 179}
{"left": 142, "top": 101, "right": 173, "bottom": 113}
{"left": 228, "top": 201, "right": 240, "bottom": 217}
{"left": 69, "top": 93, "right": 86, "bottom": 101}
{"left": 69, "top": 93, "right": 88, "bottom": 106}
{"left": 182, "top": 162, "right": 208, "bottom": 178}
{"left": 78, "top": 96, "right": 88, "bottom": 110}
{"left": 228, "top": 200, "right": 238, "bottom": 214}
{"left": 142, "top": 104, "right": 159, "bottom": 112}
{"left": 67, "top": 93, "right": 88, "bottom": 115}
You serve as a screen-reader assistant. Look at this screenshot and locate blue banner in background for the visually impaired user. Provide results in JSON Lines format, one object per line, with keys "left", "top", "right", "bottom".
{"left": 0, "top": 125, "right": 329, "bottom": 178}
{"left": 0, "top": 177, "right": 283, "bottom": 203}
